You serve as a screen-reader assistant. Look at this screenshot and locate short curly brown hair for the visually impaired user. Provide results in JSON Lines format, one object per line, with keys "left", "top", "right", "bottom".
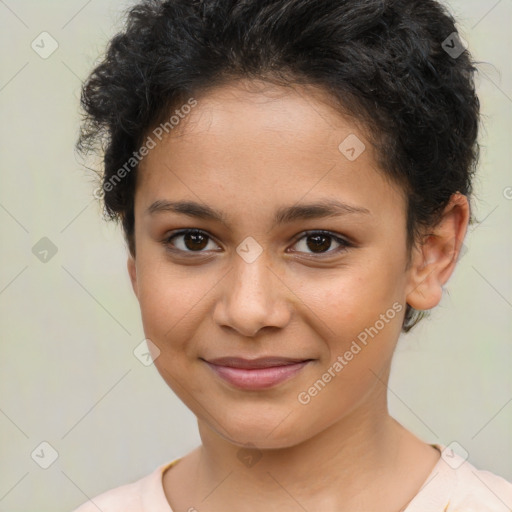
{"left": 77, "top": 0, "right": 481, "bottom": 332}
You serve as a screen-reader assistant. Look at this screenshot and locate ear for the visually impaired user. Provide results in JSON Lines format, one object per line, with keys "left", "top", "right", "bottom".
{"left": 127, "top": 255, "right": 138, "bottom": 299}
{"left": 405, "top": 192, "right": 470, "bottom": 311}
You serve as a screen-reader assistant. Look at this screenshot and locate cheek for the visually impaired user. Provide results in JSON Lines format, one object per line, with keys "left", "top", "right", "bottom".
{"left": 297, "top": 252, "right": 406, "bottom": 376}
{"left": 303, "top": 254, "right": 405, "bottom": 329}
{"left": 135, "top": 261, "right": 206, "bottom": 350}
{"left": 295, "top": 277, "right": 403, "bottom": 426}
{"left": 135, "top": 265, "right": 206, "bottom": 396}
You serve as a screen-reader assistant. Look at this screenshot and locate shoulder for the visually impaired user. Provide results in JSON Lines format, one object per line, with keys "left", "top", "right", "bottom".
{"left": 406, "top": 445, "right": 512, "bottom": 512}
{"left": 447, "top": 456, "right": 512, "bottom": 511}
{"left": 71, "top": 479, "right": 144, "bottom": 512}
{"left": 70, "top": 460, "right": 178, "bottom": 512}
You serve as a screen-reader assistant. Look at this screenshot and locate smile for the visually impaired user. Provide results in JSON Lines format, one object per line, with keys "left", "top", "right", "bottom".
{"left": 202, "top": 357, "right": 313, "bottom": 390}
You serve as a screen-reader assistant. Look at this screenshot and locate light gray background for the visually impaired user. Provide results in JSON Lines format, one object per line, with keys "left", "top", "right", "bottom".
{"left": 0, "top": 0, "right": 511, "bottom": 510}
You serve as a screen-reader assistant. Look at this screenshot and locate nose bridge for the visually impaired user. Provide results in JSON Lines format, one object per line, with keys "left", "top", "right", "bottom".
{"left": 215, "top": 241, "right": 290, "bottom": 336}
{"left": 233, "top": 246, "right": 273, "bottom": 298}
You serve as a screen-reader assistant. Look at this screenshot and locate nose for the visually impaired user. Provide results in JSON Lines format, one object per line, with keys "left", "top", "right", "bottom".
{"left": 213, "top": 251, "right": 292, "bottom": 337}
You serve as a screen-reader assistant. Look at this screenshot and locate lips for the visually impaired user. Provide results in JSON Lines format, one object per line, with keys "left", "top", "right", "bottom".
{"left": 205, "top": 356, "right": 311, "bottom": 369}
{"left": 202, "top": 356, "right": 313, "bottom": 390}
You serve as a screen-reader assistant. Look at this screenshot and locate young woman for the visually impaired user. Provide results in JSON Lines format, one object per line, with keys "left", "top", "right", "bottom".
{"left": 72, "top": 0, "right": 512, "bottom": 510}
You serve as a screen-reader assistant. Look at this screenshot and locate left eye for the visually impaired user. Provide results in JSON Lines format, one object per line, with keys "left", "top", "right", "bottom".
{"left": 162, "top": 229, "right": 351, "bottom": 256}
{"left": 290, "top": 231, "right": 351, "bottom": 256}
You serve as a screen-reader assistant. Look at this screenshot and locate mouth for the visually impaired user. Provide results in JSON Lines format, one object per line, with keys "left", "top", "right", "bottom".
{"left": 201, "top": 356, "right": 314, "bottom": 390}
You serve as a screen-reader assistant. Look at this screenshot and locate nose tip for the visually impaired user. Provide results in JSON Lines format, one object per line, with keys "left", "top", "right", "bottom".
{"left": 213, "top": 259, "right": 291, "bottom": 337}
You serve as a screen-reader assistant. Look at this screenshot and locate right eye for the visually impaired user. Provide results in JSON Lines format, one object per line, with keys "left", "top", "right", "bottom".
{"left": 162, "top": 229, "right": 221, "bottom": 253}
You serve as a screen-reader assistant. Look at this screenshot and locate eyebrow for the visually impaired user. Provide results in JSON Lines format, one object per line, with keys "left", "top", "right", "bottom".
{"left": 146, "top": 198, "right": 370, "bottom": 228}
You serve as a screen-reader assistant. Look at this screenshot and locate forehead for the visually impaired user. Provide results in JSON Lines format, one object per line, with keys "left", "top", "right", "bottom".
{"left": 135, "top": 80, "right": 405, "bottom": 224}
{"left": 155, "top": 80, "right": 363, "bottom": 154}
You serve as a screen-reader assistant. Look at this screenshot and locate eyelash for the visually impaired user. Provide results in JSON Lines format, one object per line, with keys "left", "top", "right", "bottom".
{"left": 162, "top": 229, "right": 353, "bottom": 258}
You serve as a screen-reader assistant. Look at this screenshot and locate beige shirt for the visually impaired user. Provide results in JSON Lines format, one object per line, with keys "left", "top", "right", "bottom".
{"left": 72, "top": 444, "right": 512, "bottom": 511}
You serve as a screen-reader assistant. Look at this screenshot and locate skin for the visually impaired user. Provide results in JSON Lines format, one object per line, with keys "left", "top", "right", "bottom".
{"left": 127, "top": 79, "right": 469, "bottom": 511}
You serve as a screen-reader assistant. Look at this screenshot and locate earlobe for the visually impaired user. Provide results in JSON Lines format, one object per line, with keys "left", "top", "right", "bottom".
{"left": 405, "top": 192, "right": 470, "bottom": 312}
{"left": 127, "top": 255, "right": 138, "bottom": 298}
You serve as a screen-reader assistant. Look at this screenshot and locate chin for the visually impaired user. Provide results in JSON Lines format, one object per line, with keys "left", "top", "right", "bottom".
{"left": 222, "top": 429, "right": 307, "bottom": 451}
{"left": 208, "top": 408, "right": 313, "bottom": 451}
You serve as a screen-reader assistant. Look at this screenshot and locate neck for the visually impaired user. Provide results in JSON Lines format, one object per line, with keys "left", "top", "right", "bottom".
{"left": 164, "top": 376, "right": 440, "bottom": 512}
{"left": 186, "top": 393, "right": 432, "bottom": 511}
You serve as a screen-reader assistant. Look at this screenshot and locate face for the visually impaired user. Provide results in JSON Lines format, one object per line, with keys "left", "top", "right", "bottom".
{"left": 128, "top": 80, "right": 413, "bottom": 449}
